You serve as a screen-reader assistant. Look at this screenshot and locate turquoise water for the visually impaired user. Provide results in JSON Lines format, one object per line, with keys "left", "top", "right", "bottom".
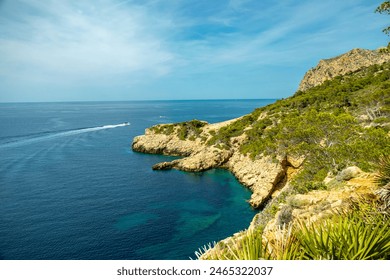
{"left": 0, "top": 100, "right": 274, "bottom": 259}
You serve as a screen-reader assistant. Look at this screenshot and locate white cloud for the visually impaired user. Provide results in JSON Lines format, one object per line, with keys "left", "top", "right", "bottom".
{"left": 0, "top": 0, "right": 175, "bottom": 85}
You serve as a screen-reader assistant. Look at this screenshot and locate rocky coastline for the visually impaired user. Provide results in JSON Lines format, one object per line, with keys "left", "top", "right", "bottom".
{"left": 132, "top": 120, "right": 290, "bottom": 209}
{"left": 131, "top": 47, "right": 390, "bottom": 258}
{"left": 132, "top": 48, "right": 389, "bottom": 210}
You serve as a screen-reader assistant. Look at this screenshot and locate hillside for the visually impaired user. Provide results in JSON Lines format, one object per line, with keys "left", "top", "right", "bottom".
{"left": 132, "top": 49, "right": 390, "bottom": 259}
{"left": 133, "top": 57, "right": 390, "bottom": 208}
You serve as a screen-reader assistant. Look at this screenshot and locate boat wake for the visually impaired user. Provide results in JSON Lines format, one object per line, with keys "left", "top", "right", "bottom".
{"left": 0, "top": 123, "right": 130, "bottom": 149}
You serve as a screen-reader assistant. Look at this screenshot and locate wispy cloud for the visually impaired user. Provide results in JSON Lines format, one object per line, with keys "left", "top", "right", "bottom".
{"left": 0, "top": 0, "right": 388, "bottom": 101}
{"left": 0, "top": 0, "right": 175, "bottom": 85}
{"left": 175, "top": 0, "right": 383, "bottom": 68}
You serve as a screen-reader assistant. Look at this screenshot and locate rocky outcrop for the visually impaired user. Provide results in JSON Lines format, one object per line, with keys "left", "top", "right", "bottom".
{"left": 132, "top": 128, "right": 203, "bottom": 156}
{"left": 225, "top": 153, "right": 285, "bottom": 208}
{"left": 261, "top": 167, "right": 377, "bottom": 234}
{"left": 132, "top": 122, "right": 291, "bottom": 209}
{"left": 152, "top": 147, "right": 232, "bottom": 172}
{"left": 298, "top": 48, "right": 390, "bottom": 91}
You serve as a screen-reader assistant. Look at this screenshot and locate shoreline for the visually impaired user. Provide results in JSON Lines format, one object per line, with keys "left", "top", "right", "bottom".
{"left": 132, "top": 117, "right": 291, "bottom": 209}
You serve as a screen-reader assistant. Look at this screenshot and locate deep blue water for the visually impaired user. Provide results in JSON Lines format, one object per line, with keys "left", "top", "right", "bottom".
{"left": 0, "top": 100, "right": 274, "bottom": 260}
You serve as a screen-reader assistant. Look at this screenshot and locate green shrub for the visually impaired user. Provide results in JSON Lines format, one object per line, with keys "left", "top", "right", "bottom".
{"left": 152, "top": 120, "right": 207, "bottom": 140}
{"left": 276, "top": 206, "right": 293, "bottom": 226}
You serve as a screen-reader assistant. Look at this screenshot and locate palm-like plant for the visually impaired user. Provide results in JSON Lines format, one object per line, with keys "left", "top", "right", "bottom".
{"left": 375, "top": 155, "right": 390, "bottom": 211}
{"left": 296, "top": 212, "right": 390, "bottom": 260}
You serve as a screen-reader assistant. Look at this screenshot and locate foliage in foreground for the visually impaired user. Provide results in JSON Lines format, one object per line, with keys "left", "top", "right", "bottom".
{"left": 198, "top": 201, "right": 390, "bottom": 260}
{"left": 375, "top": 155, "right": 390, "bottom": 187}
{"left": 197, "top": 157, "right": 390, "bottom": 260}
{"left": 376, "top": 1, "right": 390, "bottom": 36}
{"left": 297, "top": 209, "right": 390, "bottom": 260}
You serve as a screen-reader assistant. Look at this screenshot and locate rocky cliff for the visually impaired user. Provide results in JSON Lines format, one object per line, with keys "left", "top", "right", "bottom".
{"left": 298, "top": 48, "right": 390, "bottom": 91}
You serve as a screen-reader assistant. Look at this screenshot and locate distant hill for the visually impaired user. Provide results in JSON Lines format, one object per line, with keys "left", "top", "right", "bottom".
{"left": 298, "top": 48, "right": 390, "bottom": 91}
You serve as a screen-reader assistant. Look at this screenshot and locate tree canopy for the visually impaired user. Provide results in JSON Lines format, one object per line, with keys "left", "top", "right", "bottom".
{"left": 376, "top": 1, "right": 390, "bottom": 36}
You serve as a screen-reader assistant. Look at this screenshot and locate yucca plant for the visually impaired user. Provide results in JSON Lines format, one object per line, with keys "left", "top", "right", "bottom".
{"left": 193, "top": 242, "right": 217, "bottom": 260}
{"left": 375, "top": 155, "right": 390, "bottom": 212}
{"left": 377, "top": 184, "right": 390, "bottom": 211}
{"left": 296, "top": 210, "right": 390, "bottom": 260}
{"left": 264, "top": 223, "right": 303, "bottom": 260}
{"left": 375, "top": 155, "right": 390, "bottom": 186}
{"left": 196, "top": 229, "right": 270, "bottom": 260}
{"left": 196, "top": 198, "right": 390, "bottom": 260}
{"left": 222, "top": 229, "right": 270, "bottom": 260}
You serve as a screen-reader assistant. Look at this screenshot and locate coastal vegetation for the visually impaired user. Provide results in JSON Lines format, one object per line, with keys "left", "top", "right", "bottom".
{"left": 134, "top": 57, "right": 390, "bottom": 259}
{"left": 133, "top": 42, "right": 390, "bottom": 259}
{"left": 199, "top": 154, "right": 390, "bottom": 260}
{"left": 150, "top": 120, "right": 207, "bottom": 141}
{"left": 152, "top": 62, "right": 390, "bottom": 195}
{"left": 198, "top": 199, "right": 390, "bottom": 260}
{"left": 131, "top": 2, "right": 390, "bottom": 260}
{"left": 199, "top": 153, "right": 390, "bottom": 260}
{"left": 193, "top": 58, "right": 390, "bottom": 258}
{"left": 375, "top": 155, "right": 390, "bottom": 212}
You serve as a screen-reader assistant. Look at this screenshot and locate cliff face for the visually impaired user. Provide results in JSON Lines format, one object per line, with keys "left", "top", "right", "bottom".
{"left": 298, "top": 48, "right": 390, "bottom": 91}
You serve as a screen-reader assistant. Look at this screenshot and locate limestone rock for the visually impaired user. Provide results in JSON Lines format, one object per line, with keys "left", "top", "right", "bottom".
{"left": 286, "top": 155, "right": 305, "bottom": 168}
{"left": 226, "top": 153, "right": 285, "bottom": 208}
{"left": 262, "top": 170, "right": 376, "bottom": 234}
{"left": 336, "top": 166, "right": 362, "bottom": 181}
{"left": 152, "top": 161, "right": 177, "bottom": 170}
{"left": 132, "top": 132, "right": 201, "bottom": 156}
{"left": 153, "top": 148, "right": 233, "bottom": 172}
{"left": 298, "top": 48, "right": 390, "bottom": 91}
{"left": 174, "top": 148, "right": 232, "bottom": 172}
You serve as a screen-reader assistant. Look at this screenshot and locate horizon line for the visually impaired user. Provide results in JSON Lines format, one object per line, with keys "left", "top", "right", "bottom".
{"left": 0, "top": 98, "right": 280, "bottom": 104}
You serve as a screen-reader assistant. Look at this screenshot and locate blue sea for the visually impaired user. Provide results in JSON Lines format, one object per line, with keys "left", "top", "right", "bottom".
{"left": 0, "top": 100, "right": 274, "bottom": 260}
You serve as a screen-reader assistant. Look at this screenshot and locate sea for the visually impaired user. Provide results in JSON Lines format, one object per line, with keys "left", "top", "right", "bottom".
{"left": 0, "top": 99, "right": 275, "bottom": 260}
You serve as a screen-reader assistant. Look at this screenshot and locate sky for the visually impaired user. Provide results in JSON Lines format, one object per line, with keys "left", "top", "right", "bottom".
{"left": 0, "top": 0, "right": 389, "bottom": 102}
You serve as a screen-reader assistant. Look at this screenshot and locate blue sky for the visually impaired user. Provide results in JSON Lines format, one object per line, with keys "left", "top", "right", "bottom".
{"left": 0, "top": 0, "right": 388, "bottom": 102}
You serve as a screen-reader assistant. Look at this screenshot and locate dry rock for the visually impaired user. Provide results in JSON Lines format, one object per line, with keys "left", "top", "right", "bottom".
{"left": 298, "top": 48, "right": 390, "bottom": 91}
